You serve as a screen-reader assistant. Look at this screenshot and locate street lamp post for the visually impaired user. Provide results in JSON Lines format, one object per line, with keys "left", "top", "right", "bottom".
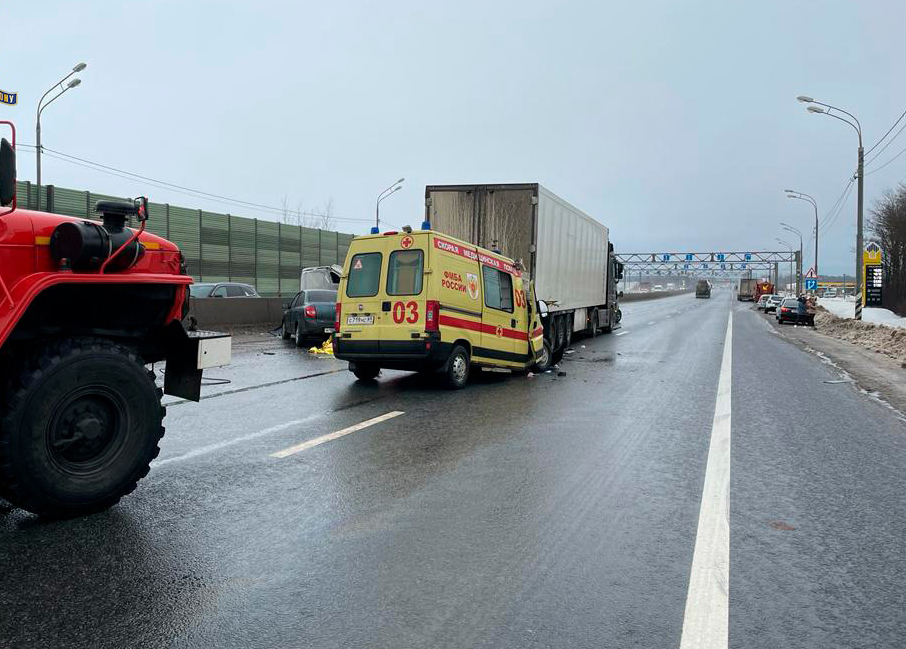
{"left": 780, "top": 221, "right": 803, "bottom": 294}
{"left": 776, "top": 238, "right": 795, "bottom": 294}
{"left": 783, "top": 190, "right": 818, "bottom": 284}
{"left": 374, "top": 177, "right": 405, "bottom": 233}
{"left": 36, "top": 62, "right": 87, "bottom": 209}
{"left": 797, "top": 95, "right": 864, "bottom": 319}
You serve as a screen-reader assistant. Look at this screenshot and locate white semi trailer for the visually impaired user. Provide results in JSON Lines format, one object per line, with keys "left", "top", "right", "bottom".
{"left": 424, "top": 183, "right": 623, "bottom": 364}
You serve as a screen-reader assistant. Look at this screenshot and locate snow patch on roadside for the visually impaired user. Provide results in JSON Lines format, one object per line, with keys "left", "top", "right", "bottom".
{"left": 814, "top": 307, "right": 906, "bottom": 364}
{"left": 818, "top": 297, "right": 906, "bottom": 329}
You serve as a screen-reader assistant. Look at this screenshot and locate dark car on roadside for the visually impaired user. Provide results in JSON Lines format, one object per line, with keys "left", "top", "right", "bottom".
{"left": 281, "top": 289, "right": 337, "bottom": 347}
{"left": 189, "top": 282, "right": 260, "bottom": 298}
{"left": 776, "top": 297, "right": 813, "bottom": 325}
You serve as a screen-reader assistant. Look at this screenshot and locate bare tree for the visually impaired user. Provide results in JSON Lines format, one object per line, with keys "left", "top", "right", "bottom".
{"left": 277, "top": 196, "right": 337, "bottom": 231}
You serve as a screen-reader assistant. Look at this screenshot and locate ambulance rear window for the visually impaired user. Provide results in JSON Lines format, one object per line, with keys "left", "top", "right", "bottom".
{"left": 346, "top": 253, "right": 382, "bottom": 297}
{"left": 387, "top": 250, "right": 423, "bottom": 296}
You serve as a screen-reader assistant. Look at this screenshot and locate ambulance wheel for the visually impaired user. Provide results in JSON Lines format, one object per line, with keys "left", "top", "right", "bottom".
{"left": 444, "top": 345, "right": 470, "bottom": 389}
{"left": 281, "top": 319, "right": 292, "bottom": 340}
{"left": 586, "top": 309, "right": 599, "bottom": 338}
{"left": 531, "top": 339, "right": 553, "bottom": 373}
{"left": 351, "top": 363, "right": 380, "bottom": 381}
{"left": 0, "top": 337, "right": 164, "bottom": 518}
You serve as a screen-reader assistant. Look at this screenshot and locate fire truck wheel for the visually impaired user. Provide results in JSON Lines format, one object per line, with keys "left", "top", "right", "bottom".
{"left": 0, "top": 338, "right": 165, "bottom": 518}
{"left": 444, "top": 345, "right": 470, "bottom": 389}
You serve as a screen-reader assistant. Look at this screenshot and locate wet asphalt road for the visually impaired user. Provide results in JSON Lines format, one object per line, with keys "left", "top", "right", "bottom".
{"left": 1, "top": 290, "right": 905, "bottom": 648}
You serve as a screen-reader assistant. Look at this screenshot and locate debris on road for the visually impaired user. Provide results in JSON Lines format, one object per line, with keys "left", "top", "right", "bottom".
{"left": 309, "top": 339, "right": 334, "bottom": 355}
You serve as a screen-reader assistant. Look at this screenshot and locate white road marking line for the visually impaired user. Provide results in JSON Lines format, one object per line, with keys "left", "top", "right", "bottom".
{"left": 615, "top": 331, "right": 629, "bottom": 336}
{"left": 679, "top": 310, "right": 731, "bottom": 649}
{"left": 153, "top": 414, "right": 324, "bottom": 466}
{"left": 647, "top": 321, "right": 656, "bottom": 325}
{"left": 271, "top": 411, "right": 404, "bottom": 458}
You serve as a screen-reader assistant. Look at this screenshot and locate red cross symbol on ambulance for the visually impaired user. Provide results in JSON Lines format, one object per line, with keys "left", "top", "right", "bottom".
{"left": 400, "top": 236, "right": 413, "bottom": 249}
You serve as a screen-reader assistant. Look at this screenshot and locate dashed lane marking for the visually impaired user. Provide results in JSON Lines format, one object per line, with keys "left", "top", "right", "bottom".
{"left": 647, "top": 321, "right": 656, "bottom": 325}
{"left": 615, "top": 331, "right": 629, "bottom": 336}
{"left": 154, "top": 413, "right": 324, "bottom": 466}
{"left": 679, "top": 310, "right": 731, "bottom": 649}
{"left": 271, "top": 411, "right": 405, "bottom": 458}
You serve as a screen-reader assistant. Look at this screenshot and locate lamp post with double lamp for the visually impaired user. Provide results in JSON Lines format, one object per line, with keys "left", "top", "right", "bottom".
{"left": 780, "top": 221, "right": 803, "bottom": 294}
{"left": 784, "top": 189, "right": 818, "bottom": 281}
{"left": 36, "top": 62, "right": 87, "bottom": 209}
{"left": 373, "top": 178, "right": 405, "bottom": 234}
{"left": 776, "top": 238, "right": 795, "bottom": 295}
{"left": 796, "top": 95, "right": 864, "bottom": 318}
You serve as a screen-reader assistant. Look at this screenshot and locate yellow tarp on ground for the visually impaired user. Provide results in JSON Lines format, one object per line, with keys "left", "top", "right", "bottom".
{"left": 309, "top": 339, "right": 334, "bottom": 355}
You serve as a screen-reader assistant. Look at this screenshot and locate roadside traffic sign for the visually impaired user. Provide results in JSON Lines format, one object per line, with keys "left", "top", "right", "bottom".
{"left": 685, "top": 254, "right": 693, "bottom": 261}
{"left": 662, "top": 254, "right": 671, "bottom": 261}
{"left": 744, "top": 253, "right": 752, "bottom": 261}
{"left": 805, "top": 267, "right": 817, "bottom": 279}
{"left": 805, "top": 278, "right": 817, "bottom": 291}
{"left": 716, "top": 253, "right": 725, "bottom": 261}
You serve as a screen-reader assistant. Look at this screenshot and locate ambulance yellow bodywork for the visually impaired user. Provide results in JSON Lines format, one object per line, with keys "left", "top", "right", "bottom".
{"left": 332, "top": 229, "right": 548, "bottom": 387}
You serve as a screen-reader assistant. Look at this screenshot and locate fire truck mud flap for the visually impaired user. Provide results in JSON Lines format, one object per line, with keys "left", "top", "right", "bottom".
{"left": 164, "top": 329, "right": 232, "bottom": 401}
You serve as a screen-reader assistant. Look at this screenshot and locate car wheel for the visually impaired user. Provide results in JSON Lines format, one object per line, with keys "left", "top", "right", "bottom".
{"left": 443, "top": 345, "right": 470, "bottom": 389}
{"left": 281, "top": 319, "right": 292, "bottom": 340}
{"left": 294, "top": 324, "right": 305, "bottom": 348}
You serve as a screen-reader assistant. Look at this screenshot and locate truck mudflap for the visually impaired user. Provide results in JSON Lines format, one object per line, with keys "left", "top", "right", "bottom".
{"left": 164, "top": 325, "right": 232, "bottom": 401}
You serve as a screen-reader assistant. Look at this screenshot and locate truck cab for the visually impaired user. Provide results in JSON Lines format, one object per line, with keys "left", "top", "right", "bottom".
{"left": 333, "top": 228, "right": 548, "bottom": 388}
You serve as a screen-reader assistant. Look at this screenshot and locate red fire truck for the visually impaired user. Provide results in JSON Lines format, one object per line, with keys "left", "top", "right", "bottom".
{"left": 0, "top": 122, "right": 230, "bottom": 517}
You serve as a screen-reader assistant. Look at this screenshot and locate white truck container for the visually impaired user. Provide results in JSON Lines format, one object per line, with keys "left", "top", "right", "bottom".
{"left": 424, "top": 183, "right": 622, "bottom": 360}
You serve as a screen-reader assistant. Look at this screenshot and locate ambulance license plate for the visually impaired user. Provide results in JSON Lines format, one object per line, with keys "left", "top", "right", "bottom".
{"left": 346, "top": 315, "right": 373, "bottom": 326}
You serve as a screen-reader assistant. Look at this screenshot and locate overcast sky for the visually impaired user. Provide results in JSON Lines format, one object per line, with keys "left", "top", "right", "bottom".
{"left": 3, "top": 0, "right": 905, "bottom": 274}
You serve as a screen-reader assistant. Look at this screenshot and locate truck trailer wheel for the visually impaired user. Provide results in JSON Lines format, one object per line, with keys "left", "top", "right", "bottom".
{"left": 443, "top": 345, "right": 470, "bottom": 389}
{"left": 586, "top": 309, "right": 599, "bottom": 338}
{"left": 0, "top": 338, "right": 165, "bottom": 518}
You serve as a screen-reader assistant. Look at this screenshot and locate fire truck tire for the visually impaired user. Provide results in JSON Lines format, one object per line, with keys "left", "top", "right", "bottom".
{"left": 0, "top": 337, "right": 165, "bottom": 518}
{"left": 443, "top": 345, "right": 470, "bottom": 389}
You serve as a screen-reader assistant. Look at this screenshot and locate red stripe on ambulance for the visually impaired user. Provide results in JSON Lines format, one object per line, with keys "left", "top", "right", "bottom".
{"left": 438, "top": 314, "right": 528, "bottom": 341}
{"left": 433, "top": 236, "right": 521, "bottom": 276}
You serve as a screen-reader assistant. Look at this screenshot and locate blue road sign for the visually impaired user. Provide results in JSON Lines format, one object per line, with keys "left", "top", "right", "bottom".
{"left": 717, "top": 253, "right": 725, "bottom": 261}
{"left": 805, "top": 278, "right": 818, "bottom": 291}
{"left": 683, "top": 263, "right": 690, "bottom": 269}
{"left": 662, "top": 254, "right": 670, "bottom": 261}
{"left": 702, "top": 263, "right": 709, "bottom": 269}
{"left": 740, "top": 263, "right": 746, "bottom": 269}
{"left": 720, "top": 263, "right": 726, "bottom": 269}
{"left": 745, "top": 253, "right": 752, "bottom": 261}
{"left": 685, "top": 253, "right": 694, "bottom": 261}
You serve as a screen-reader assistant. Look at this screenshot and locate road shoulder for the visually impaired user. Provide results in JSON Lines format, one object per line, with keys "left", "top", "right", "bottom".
{"left": 758, "top": 309, "right": 906, "bottom": 418}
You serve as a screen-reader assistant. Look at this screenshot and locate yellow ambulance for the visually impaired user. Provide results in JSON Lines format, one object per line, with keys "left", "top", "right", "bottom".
{"left": 332, "top": 227, "right": 550, "bottom": 388}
